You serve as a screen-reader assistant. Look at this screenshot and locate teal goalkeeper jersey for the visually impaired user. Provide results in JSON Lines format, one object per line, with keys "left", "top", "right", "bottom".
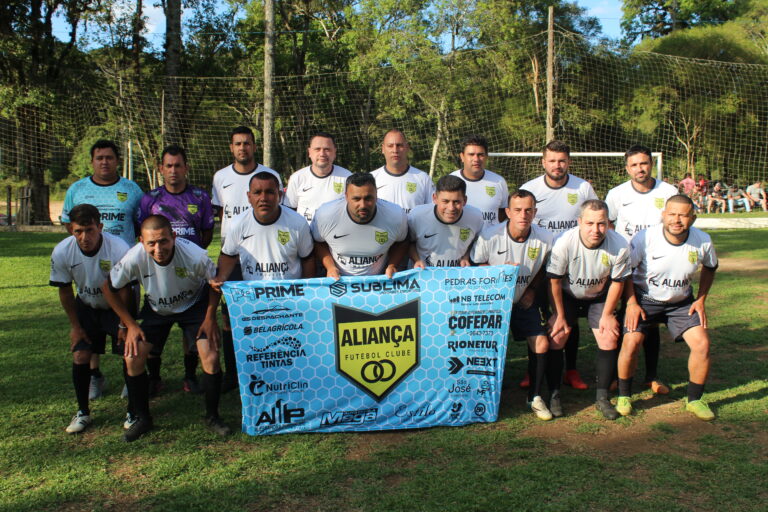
{"left": 61, "top": 176, "right": 143, "bottom": 245}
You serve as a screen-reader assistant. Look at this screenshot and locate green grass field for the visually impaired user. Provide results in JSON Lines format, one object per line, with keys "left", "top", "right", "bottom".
{"left": 0, "top": 229, "right": 766, "bottom": 512}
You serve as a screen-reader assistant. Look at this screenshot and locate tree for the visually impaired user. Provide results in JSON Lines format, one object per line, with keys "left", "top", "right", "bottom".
{"left": 621, "top": 0, "right": 737, "bottom": 45}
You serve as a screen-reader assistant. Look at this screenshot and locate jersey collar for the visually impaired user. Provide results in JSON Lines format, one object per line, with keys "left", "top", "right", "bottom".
{"left": 78, "top": 234, "right": 104, "bottom": 257}
{"left": 629, "top": 178, "right": 656, "bottom": 195}
{"left": 505, "top": 221, "right": 531, "bottom": 243}
{"left": 383, "top": 165, "right": 410, "bottom": 177}
{"left": 543, "top": 174, "right": 570, "bottom": 190}
{"left": 309, "top": 165, "right": 335, "bottom": 179}
{"left": 433, "top": 205, "right": 463, "bottom": 225}
{"left": 89, "top": 176, "right": 120, "bottom": 187}
{"left": 459, "top": 169, "right": 486, "bottom": 182}
{"left": 252, "top": 205, "right": 283, "bottom": 226}
{"left": 346, "top": 203, "right": 378, "bottom": 225}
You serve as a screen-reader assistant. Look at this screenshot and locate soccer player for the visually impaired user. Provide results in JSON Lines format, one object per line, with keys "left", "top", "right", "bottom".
{"left": 102, "top": 215, "right": 230, "bottom": 441}
{"left": 211, "top": 126, "right": 281, "bottom": 391}
{"left": 470, "top": 190, "right": 555, "bottom": 420}
{"left": 547, "top": 200, "right": 631, "bottom": 420}
{"left": 371, "top": 130, "right": 434, "bottom": 214}
{"left": 211, "top": 171, "right": 315, "bottom": 286}
{"left": 617, "top": 195, "right": 718, "bottom": 421}
{"left": 137, "top": 144, "right": 215, "bottom": 395}
{"left": 284, "top": 132, "right": 351, "bottom": 223}
{"left": 520, "top": 140, "right": 598, "bottom": 390}
{"left": 61, "top": 139, "right": 143, "bottom": 399}
{"left": 408, "top": 175, "right": 484, "bottom": 268}
{"left": 451, "top": 135, "right": 509, "bottom": 226}
{"left": 605, "top": 145, "right": 679, "bottom": 395}
{"left": 311, "top": 172, "right": 408, "bottom": 278}
{"left": 50, "top": 204, "right": 132, "bottom": 433}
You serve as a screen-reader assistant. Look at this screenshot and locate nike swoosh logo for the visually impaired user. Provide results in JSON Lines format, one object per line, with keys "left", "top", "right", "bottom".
{"left": 572, "top": 256, "right": 580, "bottom": 262}
{"left": 377, "top": 185, "right": 386, "bottom": 189}
{"left": 651, "top": 255, "right": 665, "bottom": 260}
{"left": 424, "top": 233, "right": 437, "bottom": 238}
{"left": 71, "top": 263, "right": 82, "bottom": 268}
{"left": 333, "top": 234, "right": 349, "bottom": 239}
{"left": 243, "top": 234, "right": 255, "bottom": 240}
{"left": 143, "top": 274, "right": 154, "bottom": 278}
{"left": 536, "top": 198, "right": 546, "bottom": 202}
{"left": 223, "top": 183, "right": 233, "bottom": 188}
{"left": 302, "top": 187, "right": 313, "bottom": 192}
{"left": 497, "top": 250, "right": 507, "bottom": 255}
{"left": 622, "top": 202, "right": 633, "bottom": 206}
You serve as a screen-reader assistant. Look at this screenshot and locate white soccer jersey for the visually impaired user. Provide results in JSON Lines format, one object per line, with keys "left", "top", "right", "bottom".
{"left": 520, "top": 174, "right": 598, "bottom": 236}
{"left": 546, "top": 227, "right": 631, "bottom": 300}
{"left": 450, "top": 169, "right": 509, "bottom": 226}
{"left": 408, "top": 203, "right": 484, "bottom": 267}
{"left": 222, "top": 206, "right": 313, "bottom": 281}
{"left": 470, "top": 223, "right": 553, "bottom": 304}
{"left": 110, "top": 237, "right": 215, "bottom": 315}
{"left": 50, "top": 232, "right": 131, "bottom": 309}
{"left": 283, "top": 165, "right": 351, "bottom": 223}
{"left": 211, "top": 164, "right": 282, "bottom": 243}
{"left": 630, "top": 224, "right": 718, "bottom": 303}
{"left": 371, "top": 165, "right": 434, "bottom": 213}
{"left": 605, "top": 179, "right": 679, "bottom": 242}
{"left": 310, "top": 198, "right": 408, "bottom": 276}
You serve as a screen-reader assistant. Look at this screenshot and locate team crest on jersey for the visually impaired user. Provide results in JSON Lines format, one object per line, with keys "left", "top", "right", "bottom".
{"left": 116, "top": 192, "right": 128, "bottom": 202}
{"left": 459, "top": 228, "right": 471, "bottom": 242}
{"left": 406, "top": 182, "right": 417, "bottom": 194}
{"left": 485, "top": 186, "right": 496, "bottom": 198}
{"left": 375, "top": 231, "right": 389, "bottom": 245}
{"left": 277, "top": 230, "right": 290, "bottom": 246}
{"left": 567, "top": 193, "right": 578, "bottom": 205}
{"left": 187, "top": 204, "right": 198, "bottom": 214}
{"left": 527, "top": 247, "right": 540, "bottom": 260}
{"left": 175, "top": 267, "right": 188, "bottom": 278}
{"left": 99, "top": 260, "right": 111, "bottom": 272}
{"left": 654, "top": 197, "right": 665, "bottom": 209}
{"left": 333, "top": 182, "right": 343, "bottom": 194}
{"left": 688, "top": 251, "right": 698, "bottom": 264}
{"left": 601, "top": 252, "right": 610, "bottom": 267}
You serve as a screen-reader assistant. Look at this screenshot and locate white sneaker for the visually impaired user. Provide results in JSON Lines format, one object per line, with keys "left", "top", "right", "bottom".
{"left": 530, "top": 396, "right": 553, "bottom": 421}
{"left": 89, "top": 375, "right": 107, "bottom": 400}
{"left": 123, "top": 413, "right": 137, "bottom": 430}
{"left": 66, "top": 411, "right": 92, "bottom": 434}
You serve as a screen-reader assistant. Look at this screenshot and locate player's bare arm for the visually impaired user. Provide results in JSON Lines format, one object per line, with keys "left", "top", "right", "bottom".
{"left": 409, "top": 244, "right": 425, "bottom": 270}
{"left": 689, "top": 266, "right": 716, "bottom": 329}
{"left": 315, "top": 242, "right": 340, "bottom": 280}
{"left": 519, "top": 267, "right": 544, "bottom": 310}
{"left": 622, "top": 279, "right": 646, "bottom": 332}
{"left": 300, "top": 253, "right": 316, "bottom": 278}
{"left": 58, "top": 285, "right": 90, "bottom": 350}
{"left": 200, "top": 228, "right": 213, "bottom": 249}
{"left": 210, "top": 253, "right": 238, "bottom": 292}
{"left": 385, "top": 240, "right": 410, "bottom": 278}
{"left": 599, "top": 279, "right": 624, "bottom": 337}
{"left": 101, "top": 279, "right": 145, "bottom": 357}
{"left": 547, "top": 275, "right": 571, "bottom": 342}
{"left": 196, "top": 287, "right": 221, "bottom": 352}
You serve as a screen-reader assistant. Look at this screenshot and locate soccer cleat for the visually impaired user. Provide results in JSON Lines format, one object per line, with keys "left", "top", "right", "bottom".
{"left": 65, "top": 411, "right": 92, "bottom": 434}
{"left": 563, "top": 369, "right": 588, "bottom": 390}
{"left": 121, "top": 384, "right": 128, "bottom": 399}
{"left": 616, "top": 396, "right": 633, "bottom": 416}
{"left": 530, "top": 396, "right": 553, "bottom": 421}
{"left": 149, "top": 378, "right": 164, "bottom": 398}
{"left": 205, "top": 416, "right": 232, "bottom": 437}
{"left": 646, "top": 380, "right": 670, "bottom": 395}
{"left": 549, "top": 391, "right": 563, "bottom": 418}
{"left": 123, "top": 416, "right": 153, "bottom": 442}
{"left": 519, "top": 372, "right": 531, "bottom": 389}
{"left": 595, "top": 398, "right": 619, "bottom": 420}
{"left": 89, "top": 375, "right": 107, "bottom": 400}
{"left": 685, "top": 399, "right": 715, "bottom": 421}
{"left": 123, "top": 413, "right": 137, "bottom": 430}
{"left": 183, "top": 377, "right": 203, "bottom": 395}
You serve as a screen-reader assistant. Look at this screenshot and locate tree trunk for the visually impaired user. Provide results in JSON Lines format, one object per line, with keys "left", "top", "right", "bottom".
{"left": 164, "top": 0, "right": 182, "bottom": 144}
{"left": 263, "top": 0, "right": 275, "bottom": 169}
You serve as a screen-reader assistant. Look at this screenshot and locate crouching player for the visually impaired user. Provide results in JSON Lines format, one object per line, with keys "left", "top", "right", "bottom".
{"left": 547, "top": 200, "right": 631, "bottom": 420}
{"left": 103, "top": 215, "right": 230, "bottom": 441}
{"left": 617, "top": 195, "right": 718, "bottom": 420}
{"left": 470, "top": 190, "right": 556, "bottom": 420}
{"left": 50, "top": 204, "right": 132, "bottom": 433}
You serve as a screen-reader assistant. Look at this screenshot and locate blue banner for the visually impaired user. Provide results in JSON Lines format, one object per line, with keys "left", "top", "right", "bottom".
{"left": 222, "top": 266, "right": 518, "bottom": 435}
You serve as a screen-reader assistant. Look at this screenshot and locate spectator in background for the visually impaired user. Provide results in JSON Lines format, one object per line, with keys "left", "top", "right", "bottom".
{"left": 679, "top": 173, "right": 696, "bottom": 196}
{"left": 746, "top": 181, "right": 767, "bottom": 212}
{"left": 727, "top": 183, "right": 751, "bottom": 213}
{"left": 706, "top": 182, "right": 726, "bottom": 214}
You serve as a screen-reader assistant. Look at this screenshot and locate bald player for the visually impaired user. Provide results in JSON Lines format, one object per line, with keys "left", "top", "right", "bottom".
{"left": 371, "top": 130, "right": 434, "bottom": 214}
{"left": 451, "top": 134, "right": 509, "bottom": 227}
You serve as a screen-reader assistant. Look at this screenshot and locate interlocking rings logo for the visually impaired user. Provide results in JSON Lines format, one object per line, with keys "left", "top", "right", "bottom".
{"left": 361, "top": 359, "right": 396, "bottom": 383}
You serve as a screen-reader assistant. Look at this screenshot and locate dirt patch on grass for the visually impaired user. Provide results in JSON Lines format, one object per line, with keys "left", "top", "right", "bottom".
{"left": 343, "top": 431, "right": 412, "bottom": 461}
{"left": 716, "top": 257, "right": 768, "bottom": 272}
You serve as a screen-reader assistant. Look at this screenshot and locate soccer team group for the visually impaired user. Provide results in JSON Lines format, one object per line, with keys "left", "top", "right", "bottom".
{"left": 51, "top": 127, "right": 718, "bottom": 442}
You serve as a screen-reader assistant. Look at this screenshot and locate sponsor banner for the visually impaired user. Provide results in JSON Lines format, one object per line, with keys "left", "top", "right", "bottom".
{"left": 222, "top": 266, "right": 517, "bottom": 435}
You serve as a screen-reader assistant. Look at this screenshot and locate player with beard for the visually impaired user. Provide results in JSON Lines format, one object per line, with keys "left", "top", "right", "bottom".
{"left": 450, "top": 135, "right": 509, "bottom": 227}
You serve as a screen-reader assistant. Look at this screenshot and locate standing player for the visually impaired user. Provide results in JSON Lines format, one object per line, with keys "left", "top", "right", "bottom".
{"left": 212, "top": 171, "right": 315, "bottom": 286}
{"left": 371, "top": 130, "right": 434, "bottom": 214}
{"left": 617, "top": 195, "right": 718, "bottom": 420}
{"left": 103, "top": 215, "right": 229, "bottom": 441}
{"left": 50, "top": 204, "right": 132, "bottom": 433}
{"left": 451, "top": 135, "right": 509, "bottom": 227}
{"left": 408, "top": 175, "right": 484, "bottom": 268}
{"left": 605, "top": 145, "right": 678, "bottom": 395}
{"left": 211, "top": 126, "right": 281, "bottom": 391}
{"left": 547, "top": 200, "right": 631, "bottom": 420}
{"left": 61, "top": 139, "right": 143, "bottom": 400}
{"left": 520, "top": 140, "right": 598, "bottom": 391}
{"left": 311, "top": 173, "right": 408, "bottom": 278}
{"left": 470, "top": 190, "right": 555, "bottom": 420}
{"left": 284, "top": 132, "right": 351, "bottom": 223}
{"left": 138, "top": 144, "right": 215, "bottom": 395}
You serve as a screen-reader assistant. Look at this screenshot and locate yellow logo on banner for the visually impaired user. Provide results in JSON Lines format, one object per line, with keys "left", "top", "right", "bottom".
{"left": 99, "top": 259, "right": 111, "bottom": 272}
{"left": 485, "top": 186, "right": 496, "bottom": 197}
{"left": 601, "top": 252, "right": 610, "bottom": 267}
{"left": 459, "top": 228, "right": 471, "bottom": 242}
{"left": 527, "top": 247, "right": 540, "bottom": 260}
{"left": 375, "top": 231, "right": 388, "bottom": 245}
{"left": 334, "top": 300, "right": 420, "bottom": 401}
{"left": 116, "top": 192, "right": 128, "bottom": 202}
{"left": 278, "top": 230, "right": 290, "bottom": 245}
{"left": 175, "top": 267, "right": 188, "bottom": 278}
{"left": 688, "top": 251, "right": 698, "bottom": 264}
{"left": 333, "top": 182, "right": 343, "bottom": 194}
{"left": 567, "top": 193, "right": 578, "bottom": 205}
{"left": 187, "top": 204, "right": 198, "bottom": 214}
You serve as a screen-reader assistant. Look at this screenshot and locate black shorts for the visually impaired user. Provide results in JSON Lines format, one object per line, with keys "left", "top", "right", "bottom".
{"left": 73, "top": 298, "right": 121, "bottom": 354}
{"left": 511, "top": 303, "right": 547, "bottom": 341}
{"left": 563, "top": 293, "right": 609, "bottom": 330}
{"left": 139, "top": 292, "right": 209, "bottom": 355}
{"left": 624, "top": 295, "right": 701, "bottom": 341}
